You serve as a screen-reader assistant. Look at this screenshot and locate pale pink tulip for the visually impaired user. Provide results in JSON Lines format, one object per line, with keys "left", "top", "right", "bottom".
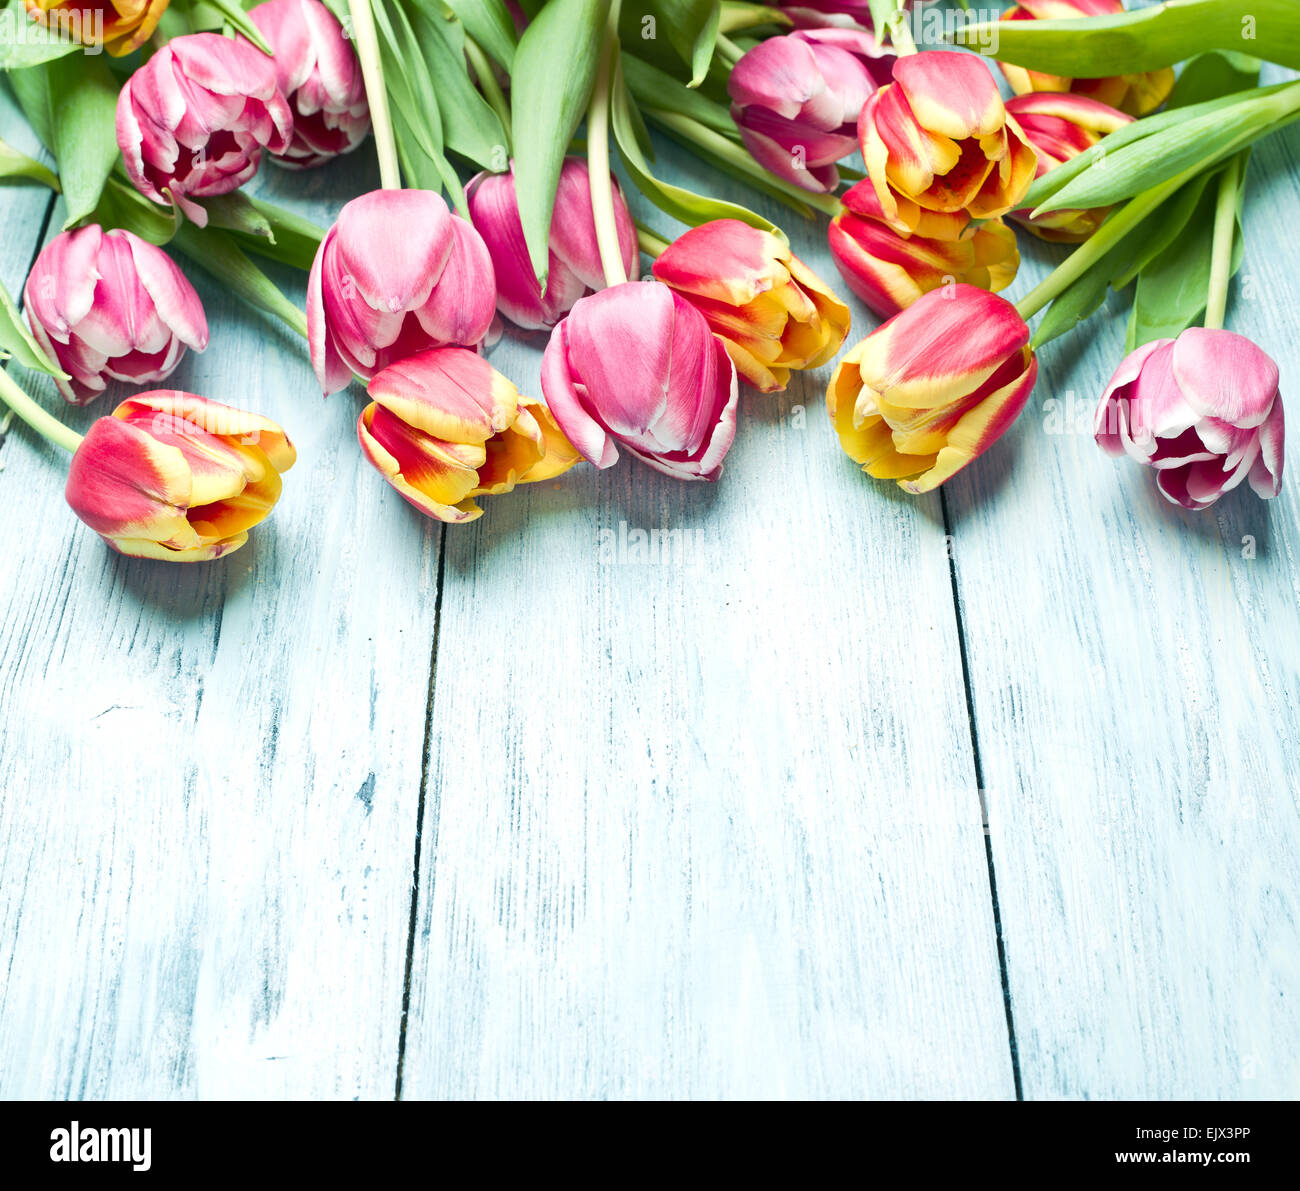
{"left": 249, "top": 0, "right": 369, "bottom": 169}
{"left": 116, "top": 32, "right": 293, "bottom": 226}
{"left": 24, "top": 226, "right": 208, "bottom": 406}
{"left": 1095, "top": 329, "right": 1284, "bottom": 510}
{"left": 306, "top": 189, "right": 497, "bottom": 394}
{"left": 65, "top": 391, "right": 296, "bottom": 562}
{"left": 541, "top": 282, "right": 738, "bottom": 482}
{"left": 466, "top": 156, "right": 638, "bottom": 331}
{"left": 728, "top": 28, "right": 893, "bottom": 193}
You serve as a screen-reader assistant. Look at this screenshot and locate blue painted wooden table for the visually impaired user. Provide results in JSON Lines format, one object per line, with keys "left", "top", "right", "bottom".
{"left": 1, "top": 58, "right": 1297, "bottom": 1100}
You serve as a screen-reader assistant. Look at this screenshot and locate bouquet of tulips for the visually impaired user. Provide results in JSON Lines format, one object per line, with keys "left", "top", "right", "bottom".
{"left": 0, "top": 0, "right": 1292, "bottom": 561}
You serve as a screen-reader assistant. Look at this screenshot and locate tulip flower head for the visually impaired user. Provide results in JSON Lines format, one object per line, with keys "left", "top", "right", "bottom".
{"left": 999, "top": 0, "right": 1175, "bottom": 117}
{"left": 828, "top": 179, "right": 1019, "bottom": 319}
{"left": 1004, "top": 93, "right": 1133, "bottom": 242}
{"left": 652, "top": 219, "right": 850, "bottom": 393}
{"left": 858, "top": 51, "right": 1037, "bottom": 239}
{"left": 828, "top": 285, "right": 1037, "bottom": 493}
{"left": 24, "top": 226, "right": 209, "bottom": 406}
{"left": 542, "top": 282, "right": 739, "bottom": 482}
{"left": 728, "top": 28, "right": 892, "bottom": 193}
{"left": 250, "top": 0, "right": 370, "bottom": 170}
{"left": 1094, "top": 329, "right": 1284, "bottom": 510}
{"left": 358, "top": 347, "right": 579, "bottom": 524}
{"left": 467, "top": 156, "right": 638, "bottom": 331}
{"left": 66, "top": 391, "right": 296, "bottom": 562}
{"left": 306, "top": 189, "right": 497, "bottom": 394}
{"left": 115, "top": 32, "right": 293, "bottom": 226}
{"left": 24, "top": 0, "right": 168, "bottom": 57}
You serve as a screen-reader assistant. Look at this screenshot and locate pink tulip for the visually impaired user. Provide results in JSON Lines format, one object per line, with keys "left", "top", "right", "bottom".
{"left": 1094, "top": 329, "right": 1284, "bottom": 510}
{"left": 306, "top": 189, "right": 497, "bottom": 394}
{"left": 541, "top": 282, "right": 739, "bottom": 482}
{"left": 467, "top": 157, "right": 638, "bottom": 331}
{"left": 776, "top": 2, "right": 935, "bottom": 32}
{"left": 249, "top": 0, "right": 370, "bottom": 169}
{"left": 24, "top": 226, "right": 209, "bottom": 406}
{"left": 728, "top": 28, "right": 893, "bottom": 193}
{"left": 828, "top": 285, "right": 1037, "bottom": 493}
{"left": 66, "top": 391, "right": 296, "bottom": 562}
{"left": 116, "top": 32, "right": 293, "bottom": 226}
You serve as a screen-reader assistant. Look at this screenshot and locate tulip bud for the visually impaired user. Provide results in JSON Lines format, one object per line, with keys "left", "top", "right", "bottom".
{"left": 116, "top": 32, "right": 293, "bottom": 226}
{"left": 24, "top": 0, "right": 167, "bottom": 57}
{"left": 24, "top": 226, "right": 209, "bottom": 407}
{"left": 1005, "top": 93, "right": 1133, "bottom": 242}
{"left": 306, "top": 189, "right": 497, "bottom": 395}
{"left": 999, "top": 0, "right": 1175, "bottom": 117}
{"left": 1094, "top": 329, "right": 1284, "bottom": 510}
{"left": 66, "top": 391, "right": 296, "bottom": 561}
{"left": 728, "top": 29, "right": 892, "bottom": 193}
{"left": 541, "top": 282, "right": 739, "bottom": 482}
{"left": 249, "top": 0, "right": 370, "bottom": 170}
{"left": 358, "top": 347, "right": 578, "bottom": 523}
{"left": 467, "top": 157, "right": 638, "bottom": 331}
{"left": 858, "top": 51, "right": 1037, "bottom": 238}
{"left": 828, "top": 285, "right": 1037, "bottom": 493}
{"left": 651, "top": 219, "right": 850, "bottom": 393}
{"left": 828, "top": 179, "right": 1019, "bottom": 319}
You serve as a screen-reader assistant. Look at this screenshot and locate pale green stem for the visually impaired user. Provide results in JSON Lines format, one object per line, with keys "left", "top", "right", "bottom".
{"left": 715, "top": 33, "right": 746, "bottom": 67}
{"left": 1015, "top": 166, "right": 1199, "bottom": 322}
{"left": 587, "top": 2, "right": 628, "bottom": 288}
{"left": 719, "top": 2, "right": 789, "bottom": 34}
{"left": 1203, "top": 154, "right": 1243, "bottom": 331}
{"left": 348, "top": 0, "right": 401, "bottom": 189}
{"left": 636, "top": 222, "right": 671, "bottom": 259}
{"left": 888, "top": 7, "right": 918, "bottom": 55}
{"left": 464, "top": 34, "right": 512, "bottom": 155}
{"left": 644, "top": 107, "right": 842, "bottom": 216}
{"left": 0, "top": 367, "right": 82, "bottom": 453}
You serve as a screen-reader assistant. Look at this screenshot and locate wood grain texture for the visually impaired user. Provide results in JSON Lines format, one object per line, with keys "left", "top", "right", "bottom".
{"left": 398, "top": 150, "right": 1018, "bottom": 1100}
{"left": 0, "top": 151, "right": 438, "bottom": 1098}
{"left": 944, "top": 110, "right": 1300, "bottom": 1098}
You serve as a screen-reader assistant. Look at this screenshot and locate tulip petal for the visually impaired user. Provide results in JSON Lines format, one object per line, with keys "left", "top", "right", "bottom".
{"left": 893, "top": 52, "right": 1006, "bottom": 141}
{"left": 357, "top": 402, "right": 483, "bottom": 523}
{"left": 1171, "top": 327, "right": 1280, "bottom": 430}
{"left": 367, "top": 347, "right": 518, "bottom": 445}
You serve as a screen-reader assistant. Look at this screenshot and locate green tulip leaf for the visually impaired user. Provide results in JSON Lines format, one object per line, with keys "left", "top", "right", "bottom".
{"left": 0, "top": 0, "right": 82, "bottom": 70}
{"left": 0, "top": 276, "right": 67, "bottom": 379}
{"left": 623, "top": 1, "right": 721, "bottom": 88}
{"left": 623, "top": 53, "right": 738, "bottom": 138}
{"left": 953, "top": 0, "right": 1300, "bottom": 74}
{"left": 512, "top": 0, "right": 611, "bottom": 285}
{"left": 43, "top": 55, "right": 119, "bottom": 228}
{"left": 0, "top": 134, "right": 59, "bottom": 190}
{"left": 202, "top": 0, "right": 274, "bottom": 53}
{"left": 433, "top": 0, "right": 518, "bottom": 67}
{"left": 87, "top": 176, "right": 184, "bottom": 245}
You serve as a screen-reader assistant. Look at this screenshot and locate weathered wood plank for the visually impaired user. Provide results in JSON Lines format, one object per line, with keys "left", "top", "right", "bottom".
{"left": 0, "top": 154, "right": 437, "bottom": 1098}
{"left": 399, "top": 148, "right": 1017, "bottom": 1099}
{"left": 945, "top": 118, "right": 1300, "bottom": 1098}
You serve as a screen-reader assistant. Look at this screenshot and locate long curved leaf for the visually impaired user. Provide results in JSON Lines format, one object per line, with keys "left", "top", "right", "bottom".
{"left": 512, "top": 0, "right": 610, "bottom": 285}
{"left": 953, "top": 0, "right": 1300, "bottom": 73}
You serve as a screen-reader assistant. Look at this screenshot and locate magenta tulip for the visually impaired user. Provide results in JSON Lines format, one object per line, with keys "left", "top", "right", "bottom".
{"left": 466, "top": 156, "right": 638, "bottom": 331}
{"left": 115, "top": 32, "right": 293, "bottom": 226}
{"left": 1094, "top": 329, "right": 1284, "bottom": 510}
{"left": 249, "top": 0, "right": 370, "bottom": 169}
{"left": 728, "top": 28, "right": 893, "bottom": 193}
{"left": 306, "top": 189, "right": 497, "bottom": 394}
{"left": 541, "top": 282, "right": 739, "bottom": 482}
{"left": 24, "top": 226, "right": 208, "bottom": 406}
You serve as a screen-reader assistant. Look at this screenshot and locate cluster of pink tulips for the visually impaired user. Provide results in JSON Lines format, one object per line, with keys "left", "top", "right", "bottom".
{"left": 0, "top": 0, "right": 1288, "bottom": 565}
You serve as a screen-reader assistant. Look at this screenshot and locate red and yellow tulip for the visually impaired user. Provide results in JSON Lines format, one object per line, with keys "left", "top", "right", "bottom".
{"left": 25, "top": 0, "right": 169, "bottom": 58}
{"left": 652, "top": 220, "right": 850, "bottom": 394}
{"left": 827, "top": 285, "right": 1037, "bottom": 493}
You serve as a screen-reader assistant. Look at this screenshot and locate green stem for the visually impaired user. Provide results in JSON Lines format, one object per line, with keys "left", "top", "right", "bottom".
{"left": 348, "top": 0, "right": 401, "bottom": 189}
{"left": 636, "top": 222, "right": 671, "bottom": 259}
{"left": 888, "top": 7, "right": 918, "bottom": 56}
{"left": 0, "top": 367, "right": 82, "bottom": 453}
{"left": 715, "top": 33, "right": 746, "bottom": 67}
{"left": 587, "top": 2, "right": 628, "bottom": 288}
{"left": 464, "top": 34, "right": 512, "bottom": 155}
{"left": 1014, "top": 166, "right": 1198, "bottom": 322}
{"left": 643, "top": 107, "right": 842, "bottom": 216}
{"left": 1203, "top": 153, "right": 1244, "bottom": 331}
{"left": 719, "top": 2, "right": 789, "bottom": 34}
{"left": 173, "top": 226, "right": 309, "bottom": 340}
